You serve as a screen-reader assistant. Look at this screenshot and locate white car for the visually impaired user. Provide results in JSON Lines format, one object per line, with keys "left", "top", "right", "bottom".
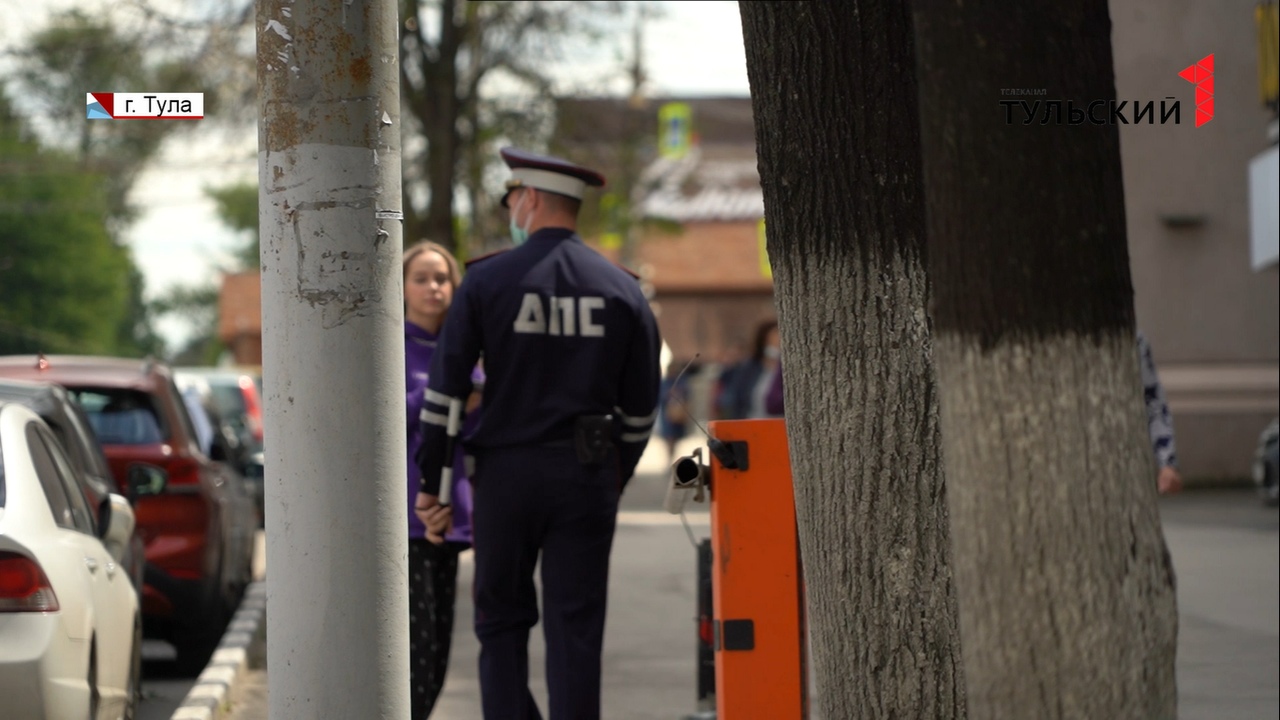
{"left": 0, "top": 401, "right": 142, "bottom": 719}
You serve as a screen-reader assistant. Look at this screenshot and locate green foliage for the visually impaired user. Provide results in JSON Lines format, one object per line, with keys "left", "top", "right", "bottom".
{"left": 157, "top": 281, "right": 226, "bottom": 368}
{"left": 115, "top": 263, "right": 166, "bottom": 359}
{"left": 8, "top": 3, "right": 258, "bottom": 359}
{"left": 14, "top": 9, "right": 217, "bottom": 225}
{"left": 206, "top": 182, "right": 260, "bottom": 270}
{"left": 168, "top": 330, "right": 228, "bottom": 368}
{"left": 18, "top": 10, "right": 148, "bottom": 110}
{"left": 149, "top": 284, "right": 220, "bottom": 330}
{"left": 0, "top": 93, "right": 145, "bottom": 356}
{"left": 165, "top": 178, "right": 257, "bottom": 359}
{"left": 399, "top": 0, "right": 633, "bottom": 251}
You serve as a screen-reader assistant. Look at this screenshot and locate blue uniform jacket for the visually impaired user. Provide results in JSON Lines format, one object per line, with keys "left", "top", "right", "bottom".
{"left": 417, "top": 228, "right": 661, "bottom": 491}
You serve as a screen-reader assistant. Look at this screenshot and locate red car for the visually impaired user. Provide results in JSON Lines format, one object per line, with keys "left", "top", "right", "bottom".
{"left": 0, "top": 355, "right": 256, "bottom": 672}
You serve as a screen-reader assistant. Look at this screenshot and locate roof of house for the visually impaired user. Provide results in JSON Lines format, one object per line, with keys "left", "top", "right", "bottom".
{"left": 552, "top": 96, "right": 763, "bottom": 224}
{"left": 218, "top": 272, "right": 262, "bottom": 340}
{"left": 636, "top": 145, "right": 763, "bottom": 223}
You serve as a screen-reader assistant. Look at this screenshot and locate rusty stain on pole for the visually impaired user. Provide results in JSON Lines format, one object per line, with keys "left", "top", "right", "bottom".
{"left": 257, "top": 0, "right": 408, "bottom": 717}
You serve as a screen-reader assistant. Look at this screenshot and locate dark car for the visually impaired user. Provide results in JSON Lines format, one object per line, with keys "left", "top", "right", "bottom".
{"left": 0, "top": 378, "right": 167, "bottom": 599}
{"left": 174, "top": 367, "right": 264, "bottom": 454}
{"left": 0, "top": 355, "right": 256, "bottom": 672}
{"left": 175, "top": 368, "right": 267, "bottom": 525}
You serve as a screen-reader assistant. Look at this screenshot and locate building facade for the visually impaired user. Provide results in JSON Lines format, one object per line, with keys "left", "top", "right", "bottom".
{"left": 1111, "top": 0, "right": 1279, "bottom": 478}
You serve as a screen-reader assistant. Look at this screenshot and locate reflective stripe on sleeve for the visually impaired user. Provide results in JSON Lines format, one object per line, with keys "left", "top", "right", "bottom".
{"left": 621, "top": 429, "right": 652, "bottom": 443}
{"left": 424, "top": 388, "right": 458, "bottom": 407}
{"left": 615, "top": 406, "right": 658, "bottom": 428}
{"left": 419, "top": 409, "right": 449, "bottom": 427}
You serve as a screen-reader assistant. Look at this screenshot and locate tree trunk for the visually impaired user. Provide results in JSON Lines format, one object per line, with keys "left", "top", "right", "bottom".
{"left": 912, "top": 1, "right": 1179, "bottom": 717}
{"left": 740, "top": 3, "right": 966, "bottom": 718}
{"left": 421, "top": 0, "right": 461, "bottom": 251}
{"left": 399, "top": 0, "right": 462, "bottom": 251}
{"left": 402, "top": 182, "right": 424, "bottom": 247}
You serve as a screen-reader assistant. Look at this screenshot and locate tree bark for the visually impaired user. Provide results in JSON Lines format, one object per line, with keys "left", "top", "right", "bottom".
{"left": 399, "top": 0, "right": 461, "bottom": 251}
{"left": 913, "top": 1, "right": 1179, "bottom": 717}
{"left": 740, "top": 3, "right": 966, "bottom": 718}
{"left": 421, "top": 0, "right": 461, "bottom": 250}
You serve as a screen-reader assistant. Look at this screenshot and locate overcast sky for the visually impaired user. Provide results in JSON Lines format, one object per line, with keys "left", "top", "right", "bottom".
{"left": 1, "top": 0, "right": 752, "bottom": 350}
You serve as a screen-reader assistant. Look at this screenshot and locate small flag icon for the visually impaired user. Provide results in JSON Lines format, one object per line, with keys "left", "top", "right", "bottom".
{"left": 86, "top": 94, "right": 112, "bottom": 119}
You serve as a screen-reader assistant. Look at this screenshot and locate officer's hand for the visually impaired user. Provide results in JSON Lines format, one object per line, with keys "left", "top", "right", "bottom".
{"left": 414, "top": 491, "right": 453, "bottom": 545}
{"left": 1157, "top": 466, "right": 1183, "bottom": 495}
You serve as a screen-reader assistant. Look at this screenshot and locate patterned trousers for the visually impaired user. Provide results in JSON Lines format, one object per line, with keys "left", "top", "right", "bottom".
{"left": 409, "top": 538, "right": 463, "bottom": 719}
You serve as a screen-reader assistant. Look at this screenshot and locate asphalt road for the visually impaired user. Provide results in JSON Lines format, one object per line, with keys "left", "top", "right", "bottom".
{"left": 137, "top": 529, "right": 268, "bottom": 720}
{"left": 137, "top": 648, "right": 198, "bottom": 720}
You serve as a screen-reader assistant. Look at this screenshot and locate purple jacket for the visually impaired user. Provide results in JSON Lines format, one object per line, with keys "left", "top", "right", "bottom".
{"left": 406, "top": 321, "right": 482, "bottom": 545}
{"left": 765, "top": 364, "right": 784, "bottom": 417}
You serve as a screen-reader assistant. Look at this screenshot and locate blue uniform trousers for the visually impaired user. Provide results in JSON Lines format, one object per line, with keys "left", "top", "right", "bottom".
{"left": 471, "top": 445, "right": 620, "bottom": 720}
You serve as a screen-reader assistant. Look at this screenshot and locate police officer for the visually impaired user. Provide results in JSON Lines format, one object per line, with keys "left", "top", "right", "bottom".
{"left": 414, "top": 147, "right": 661, "bottom": 720}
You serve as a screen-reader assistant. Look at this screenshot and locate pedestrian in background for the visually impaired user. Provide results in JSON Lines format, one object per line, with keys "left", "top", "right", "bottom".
{"left": 715, "top": 318, "right": 782, "bottom": 420}
{"left": 765, "top": 361, "right": 784, "bottom": 417}
{"left": 403, "top": 240, "right": 482, "bottom": 718}
{"left": 658, "top": 359, "right": 697, "bottom": 464}
{"left": 415, "top": 148, "right": 661, "bottom": 720}
{"left": 1139, "top": 330, "right": 1182, "bottom": 494}
{"left": 710, "top": 340, "right": 747, "bottom": 420}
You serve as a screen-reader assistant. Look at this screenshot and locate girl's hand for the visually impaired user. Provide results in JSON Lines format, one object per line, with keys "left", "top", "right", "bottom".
{"left": 414, "top": 491, "right": 453, "bottom": 544}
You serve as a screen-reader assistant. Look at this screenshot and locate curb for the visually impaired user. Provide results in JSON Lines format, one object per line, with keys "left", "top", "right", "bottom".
{"left": 170, "top": 581, "right": 268, "bottom": 720}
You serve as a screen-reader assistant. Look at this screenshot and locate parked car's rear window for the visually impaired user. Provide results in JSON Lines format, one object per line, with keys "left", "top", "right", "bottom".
{"left": 72, "top": 388, "right": 168, "bottom": 445}
{"left": 209, "top": 383, "right": 249, "bottom": 418}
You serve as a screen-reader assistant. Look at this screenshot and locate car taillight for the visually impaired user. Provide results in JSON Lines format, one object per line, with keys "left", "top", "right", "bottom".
{"left": 165, "top": 457, "right": 202, "bottom": 486}
{"left": 0, "top": 551, "right": 60, "bottom": 612}
{"left": 698, "top": 615, "right": 714, "bottom": 647}
{"left": 240, "top": 378, "right": 265, "bottom": 443}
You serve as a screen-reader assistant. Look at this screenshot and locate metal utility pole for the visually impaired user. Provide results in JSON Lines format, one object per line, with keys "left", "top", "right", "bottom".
{"left": 257, "top": 1, "right": 408, "bottom": 717}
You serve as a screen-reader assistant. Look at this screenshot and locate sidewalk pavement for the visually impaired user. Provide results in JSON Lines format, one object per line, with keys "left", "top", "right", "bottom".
{"left": 215, "top": 437, "right": 1280, "bottom": 720}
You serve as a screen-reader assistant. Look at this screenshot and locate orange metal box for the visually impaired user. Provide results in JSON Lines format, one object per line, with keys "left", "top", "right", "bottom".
{"left": 707, "top": 418, "right": 808, "bottom": 719}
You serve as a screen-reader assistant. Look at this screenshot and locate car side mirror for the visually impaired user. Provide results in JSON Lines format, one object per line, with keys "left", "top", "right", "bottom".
{"left": 100, "top": 493, "right": 136, "bottom": 563}
{"left": 127, "top": 463, "right": 168, "bottom": 499}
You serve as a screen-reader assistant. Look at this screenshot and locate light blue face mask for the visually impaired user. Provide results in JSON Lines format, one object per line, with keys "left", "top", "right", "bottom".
{"left": 509, "top": 192, "right": 532, "bottom": 246}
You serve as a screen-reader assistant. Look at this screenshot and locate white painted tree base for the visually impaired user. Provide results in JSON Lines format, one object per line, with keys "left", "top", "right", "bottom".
{"left": 935, "top": 331, "right": 1179, "bottom": 719}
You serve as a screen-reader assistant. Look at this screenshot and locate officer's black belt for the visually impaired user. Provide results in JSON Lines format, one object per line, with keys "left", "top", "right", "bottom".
{"left": 520, "top": 415, "right": 615, "bottom": 465}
